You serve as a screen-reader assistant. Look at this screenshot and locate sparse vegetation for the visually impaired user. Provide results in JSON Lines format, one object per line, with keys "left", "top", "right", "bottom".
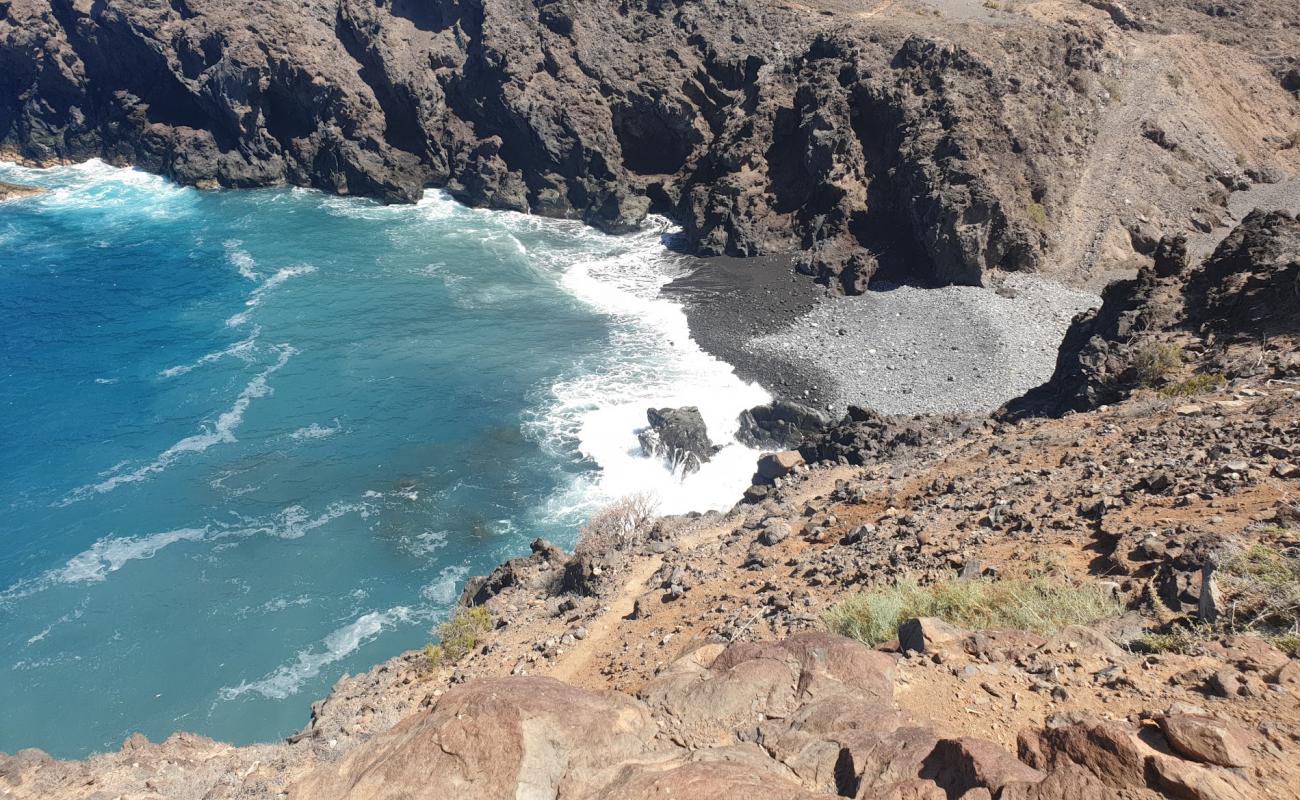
{"left": 579, "top": 492, "right": 659, "bottom": 550}
{"left": 1131, "top": 339, "right": 1183, "bottom": 388}
{"left": 1165, "top": 72, "right": 1183, "bottom": 90}
{"left": 1157, "top": 371, "right": 1226, "bottom": 397}
{"left": 424, "top": 606, "right": 493, "bottom": 672}
{"left": 1142, "top": 542, "right": 1300, "bottom": 655}
{"left": 1099, "top": 74, "right": 1124, "bottom": 102}
{"left": 825, "top": 577, "right": 1121, "bottom": 647}
{"left": 1026, "top": 202, "right": 1047, "bottom": 228}
{"left": 1220, "top": 543, "right": 1300, "bottom": 635}
{"left": 1139, "top": 626, "right": 1212, "bottom": 655}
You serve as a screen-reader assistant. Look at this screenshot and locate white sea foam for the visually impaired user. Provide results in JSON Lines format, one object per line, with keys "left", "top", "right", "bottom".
{"left": 63, "top": 345, "right": 296, "bottom": 503}
{"left": 53, "top": 528, "right": 207, "bottom": 585}
{"left": 1, "top": 159, "right": 193, "bottom": 218}
{"left": 221, "top": 501, "right": 366, "bottom": 541}
{"left": 226, "top": 265, "right": 316, "bottom": 327}
{"left": 290, "top": 420, "right": 341, "bottom": 440}
{"left": 158, "top": 326, "right": 261, "bottom": 378}
{"left": 219, "top": 606, "right": 413, "bottom": 700}
{"left": 224, "top": 240, "right": 260, "bottom": 281}
{"left": 506, "top": 214, "right": 771, "bottom": 516}
{"left": 421, "top": 564, "right": 469, "bottom": 605}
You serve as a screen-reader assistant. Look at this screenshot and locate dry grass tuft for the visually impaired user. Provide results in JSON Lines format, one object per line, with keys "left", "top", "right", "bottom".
{"left": 825, "top": 577, "right": 1121, "bottom": 647}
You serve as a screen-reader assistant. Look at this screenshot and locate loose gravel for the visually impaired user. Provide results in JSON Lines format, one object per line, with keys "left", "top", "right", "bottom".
{"left": 746, "top": 274, "right": 1100, "bottom": 416}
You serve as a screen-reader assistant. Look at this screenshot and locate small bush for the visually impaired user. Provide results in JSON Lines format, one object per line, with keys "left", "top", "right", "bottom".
{"left": 1026, "top": 203, "right": 1047, "bottom": 228}
{"left": 580, "top": 492, "right": 659, "bottom": 550}
{"left": 1157, "top": 371, "right": 1226, "bottom": 397}
{"left": 1130, "top": 340, "right": 1182, "bottom": 388}
{"left": 1166, "top": 72, "right": 1183, "bottom": 90}
{"left": 1220, "top": 544, "right": 1300, "bottom": 634}
{"left": 825, "top": 577, "right": 1121, "bottom": 647}
{"left": 425, "top": 606, "right": 493, "bottom": 671}
{"left": 1139, "top": 628, "right": 1211, "bottom": 655}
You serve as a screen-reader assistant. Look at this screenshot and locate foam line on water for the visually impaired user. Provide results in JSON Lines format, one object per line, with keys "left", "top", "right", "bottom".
{"left": 61, "top": 344, "right": 297, "bottom": 504}
{"left": 1, "top": 501, "right": 369, "bottom": 605}
{"left": 227, "top": 266, "right": 316, "bottom": 327}
{"left": 224, "top": 240, "right": 261, "bottom": 281}
{"left": 218, "top": 607, "right": 414, "bottom": 701}
{"left": 158, "top": 326, "right": 261, "bottom": 378}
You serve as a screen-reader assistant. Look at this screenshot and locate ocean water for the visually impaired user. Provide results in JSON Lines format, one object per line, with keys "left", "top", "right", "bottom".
{"left": 0, "top": 160, "right": 768, "bottom": 758}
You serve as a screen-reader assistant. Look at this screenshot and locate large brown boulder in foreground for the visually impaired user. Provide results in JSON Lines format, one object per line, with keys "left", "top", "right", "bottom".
{"left": 289, "top": 632, "right": 1274, "bottom": 798}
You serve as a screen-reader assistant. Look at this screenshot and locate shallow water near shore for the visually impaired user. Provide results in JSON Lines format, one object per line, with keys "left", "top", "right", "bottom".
{"left": 0, "top": 161, "right": 767, "bottom": 757}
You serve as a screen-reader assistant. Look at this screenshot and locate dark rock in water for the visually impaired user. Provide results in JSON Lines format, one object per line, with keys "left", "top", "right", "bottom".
{"left": 0, "top": 181, "right": 45, "bottom": 202}
{"left": 737, "top": 401, "right": 831, "bottom": 450}
{"left": 638, "top": 407, "right": 718, "bottom": 476}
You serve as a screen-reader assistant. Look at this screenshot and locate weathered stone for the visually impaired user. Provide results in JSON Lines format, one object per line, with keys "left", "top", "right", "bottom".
{"left": 1158, "top": 715, "right": 1252, "bottom": 768}
{"left": 757, "top": 451, "right": 806, "bottom": 482}
{"left": 289, "top": 676, "right": 660, "bottom": 800}
{"left": 898, "top": 618, "right": 966, "bottom": 655}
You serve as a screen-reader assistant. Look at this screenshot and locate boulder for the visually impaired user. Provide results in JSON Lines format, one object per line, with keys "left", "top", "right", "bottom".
{"left": 1017, "top": 718, "right": 1149, "bottom": 790}
{"left": 898, "top": 617, "right": 966, "bottom": 655}
{"left": 756, "top": 450, "right": 806, "bottom": 483}
{"left": 289, "top": 677, "right": 661, "bottom": 800}
{"left": 639, "top": 407, "right": 718, "bottom": 476}
{"left": 738, "top": 402, "right": 832, "bottom": 449}
{"left": 1158, "top": 715, "right": 1252, "bottom": 768}
{"left": 919, "top": 738, "right": 1045, "bottom": 797}
{"left": 1147, "top": 753, "right": 1256, "bottom": 800}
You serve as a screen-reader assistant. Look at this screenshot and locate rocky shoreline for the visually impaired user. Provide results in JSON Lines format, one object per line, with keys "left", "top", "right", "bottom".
{"left": 670, "top": 264, "right": 1102, "bottom": 417}
{"left": 4, "top": 207, "right": 1299, "bottom": 799}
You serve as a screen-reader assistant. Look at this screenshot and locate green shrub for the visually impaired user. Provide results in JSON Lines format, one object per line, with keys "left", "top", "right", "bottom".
{"left": 1026, "top": 203, "right": 1047, "bottom": 228}
{"left": 1131, "top": 340, "right": 1182, "bottom": 388}
{"left": 1157, "top": 372, "right": 1226, "bottom": 397}
{"left": 424, "top": 606, "right": 493, "bottom": 672}
{"left": 825, "top": 577, "right": 1121, "bottom": 647}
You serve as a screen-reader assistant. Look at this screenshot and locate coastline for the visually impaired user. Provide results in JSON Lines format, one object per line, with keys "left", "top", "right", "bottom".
{"left": 662, "top": 254, "right": 837, "bottom": 410}
{"left": 667, "top": 257, "right": 1101, "bottom": 418}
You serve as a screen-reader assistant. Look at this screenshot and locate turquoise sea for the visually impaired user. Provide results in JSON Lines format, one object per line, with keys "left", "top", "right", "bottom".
{"left": 0, "top": 160, "right": 767, "bottom": 757}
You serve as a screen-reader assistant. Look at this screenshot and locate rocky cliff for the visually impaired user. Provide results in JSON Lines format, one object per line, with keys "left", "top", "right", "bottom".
{"left": 4, "top": 0, "right": 1296, "bottom": 288}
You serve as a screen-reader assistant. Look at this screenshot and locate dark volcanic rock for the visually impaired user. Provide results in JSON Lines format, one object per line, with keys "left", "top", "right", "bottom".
{"left": 639, "top": 406, "right": 718, "bottom": 476}
{"left": 1004, "top": 210, "right": 1300, "bottom": 417}
{"left": 0, "top": 0, "right": 1110, "bottom": 285}
{"left": 737, "top": 400, "right": 832, "bottom": 450}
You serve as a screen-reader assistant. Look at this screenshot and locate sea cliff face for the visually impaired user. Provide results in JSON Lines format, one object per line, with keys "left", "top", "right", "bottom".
{"left": 6, "top": 0, "right": 1295, "bottom": 290}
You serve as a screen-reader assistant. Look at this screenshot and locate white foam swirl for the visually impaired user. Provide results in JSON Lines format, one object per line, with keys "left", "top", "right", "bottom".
{"left": 63, "top": 345, "right": 296, "bottom": 503}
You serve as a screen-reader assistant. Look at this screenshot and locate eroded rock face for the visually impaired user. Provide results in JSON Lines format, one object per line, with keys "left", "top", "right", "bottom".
{"left": 0, "top": 0, "right": 1119, "bottom": 284}
{"left": 281, "top": 632, "right": 1272, "bottom": 799}
{"left": 738, "top": 401, "right": 831, "bottom": 450}
{"left": 289, "top": 676, "right": 662, "bottom": 800}
{"left": 1005, "top": 210, "right": 1300, "bottom": 417}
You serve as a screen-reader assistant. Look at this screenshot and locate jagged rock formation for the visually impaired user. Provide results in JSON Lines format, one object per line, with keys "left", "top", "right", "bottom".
{"left": 638, "top": 406, "right": 718, "bottom": 476}
{"left": 737, "top": 400, "right": 831, "bottom": 450}
{"left": 1005, "top": 210, "right": 1300, "bottom": 417}
{"left": 11, "top": 0, "right": 1294, "bottom": 288}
